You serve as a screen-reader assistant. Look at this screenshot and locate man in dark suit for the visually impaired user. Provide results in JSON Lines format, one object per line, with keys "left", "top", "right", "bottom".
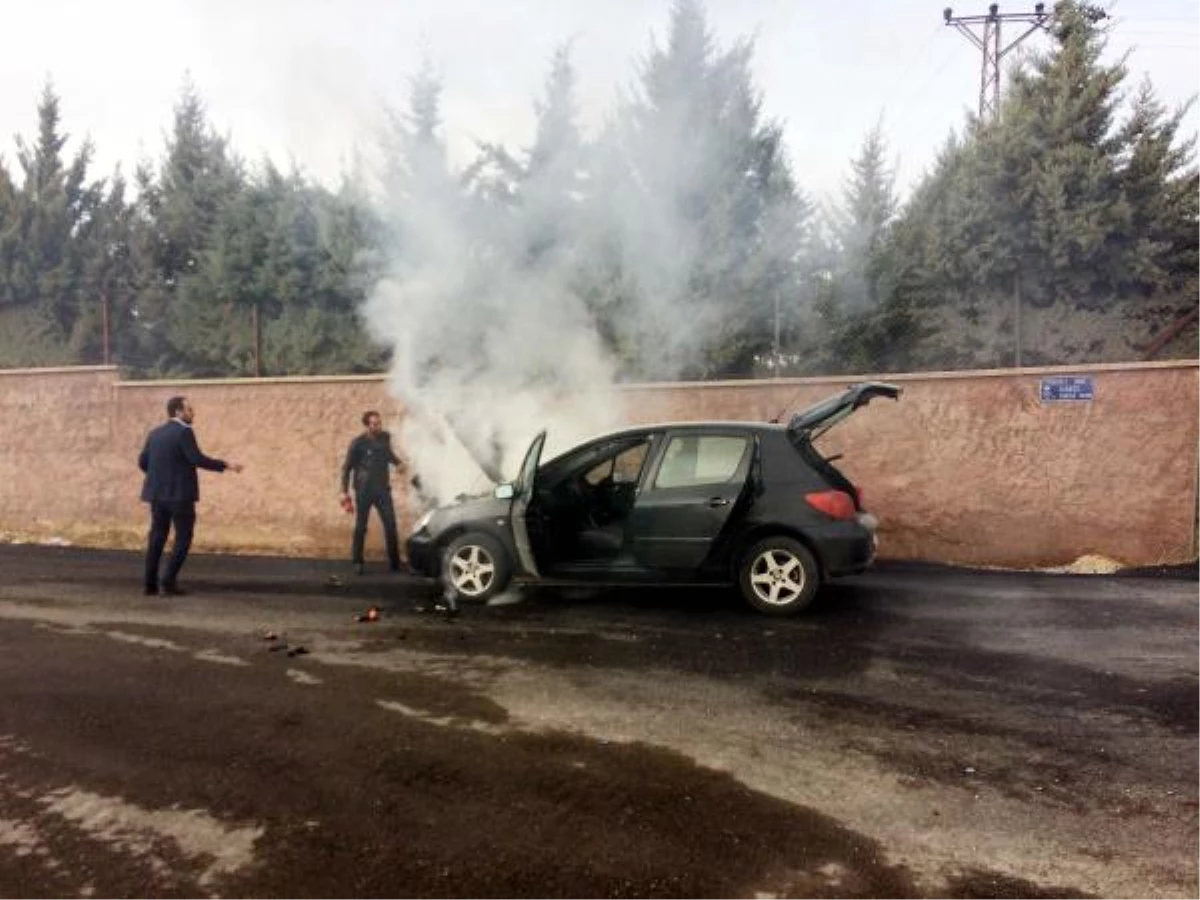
{"left": 138, "top": 396, "right": 243, "bottom": 596}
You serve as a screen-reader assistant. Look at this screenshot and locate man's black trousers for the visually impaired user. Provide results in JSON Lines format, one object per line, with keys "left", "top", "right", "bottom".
{"left": 352, "top": 489, "right": 401, "bottom": 570}
{"left": 145, "top": 500, "right": 196, "bottom": 590}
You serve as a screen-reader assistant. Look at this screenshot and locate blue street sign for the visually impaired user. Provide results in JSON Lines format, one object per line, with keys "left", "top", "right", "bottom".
{"left": 1040, "top": 376, "right": 1095, "bottom": 402}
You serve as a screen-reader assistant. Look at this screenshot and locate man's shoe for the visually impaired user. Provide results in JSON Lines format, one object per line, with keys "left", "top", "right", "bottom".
{"left": 159, "top": 584, "right": 188, "bottom": 596}
{"left": 143, "top": 585, "right": 159, "bottom": 596}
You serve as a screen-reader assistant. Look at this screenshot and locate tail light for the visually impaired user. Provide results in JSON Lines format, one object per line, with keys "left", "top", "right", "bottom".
{"left": 805, "top": 489, "right": 857, "bottom": 520}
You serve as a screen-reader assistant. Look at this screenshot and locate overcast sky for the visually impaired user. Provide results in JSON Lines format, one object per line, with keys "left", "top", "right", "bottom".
{"left": 1, "top": 0, "right": 1196, "bottom": 203}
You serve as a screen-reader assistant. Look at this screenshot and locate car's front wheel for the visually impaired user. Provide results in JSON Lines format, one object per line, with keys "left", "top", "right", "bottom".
{"left": 442, "top": 533, "right": 512, "bottom": 604}
{"left": 738, "top": 536, "right": 820, "bottom": 615}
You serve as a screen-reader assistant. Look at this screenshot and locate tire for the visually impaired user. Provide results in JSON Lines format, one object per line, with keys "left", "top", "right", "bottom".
{"left": 738, "top": 536, "right": 820, "bottom": 616}
{"left": 441, "top": 533, "right": 512, "bottom": 605}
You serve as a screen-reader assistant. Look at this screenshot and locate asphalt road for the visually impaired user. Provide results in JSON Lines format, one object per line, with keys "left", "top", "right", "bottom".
{"left": 0, "top": 545, "right": 1195, "bottom": 898}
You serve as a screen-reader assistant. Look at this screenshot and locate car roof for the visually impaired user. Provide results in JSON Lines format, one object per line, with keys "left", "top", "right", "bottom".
{"left": 580, "top": 420, "right": 786, "bottom": 442}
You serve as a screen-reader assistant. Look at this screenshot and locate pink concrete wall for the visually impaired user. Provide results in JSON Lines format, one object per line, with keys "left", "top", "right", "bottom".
{"left": 615, "top": 365, "right": 1199, "bottom": 567}
{"left": 0, "top": 367, "right": 126, "bottom": 546}
{"left": 0, "top": 362, "right": 1196, "bottom": 569}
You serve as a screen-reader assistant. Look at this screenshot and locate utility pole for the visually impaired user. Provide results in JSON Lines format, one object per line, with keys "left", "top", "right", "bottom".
{"left": 943, "top": 3, "right": 1053, "bottom": 120}
{"left": 945, "top": 3, "right": 1053, "bottom": 366}
{"left": 252, "top": 302, "right": 262, "bottom": 378}
{"left": 101, "top": 292, "right": 111, "bottom": 366}
{"left": 944, "top": 3, "right": 1109, "bottom": 367}
{"left": 772, "top": 289, "right": 781, "bottom": 374}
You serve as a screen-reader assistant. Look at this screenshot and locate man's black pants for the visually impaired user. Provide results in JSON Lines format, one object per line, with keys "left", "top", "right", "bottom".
{"left": 145, "top": 500, "right": 196, "bottom": 590}
{"left": 352, "top": 489, "right": 400, "bottom": 570}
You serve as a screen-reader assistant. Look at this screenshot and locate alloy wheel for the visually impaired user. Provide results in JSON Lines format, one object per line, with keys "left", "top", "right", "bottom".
{"left": 748, "top": 548, "right": 807, "bottom": 606}
{"left": 448, "top": 544, "right": 496, "bottom": 598}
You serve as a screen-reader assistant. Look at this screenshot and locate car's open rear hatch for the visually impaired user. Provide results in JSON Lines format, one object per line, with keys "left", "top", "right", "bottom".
{"left": 785, "top": 382, "right": 900, "bottom": 509}
{"left": 786, "top": 382, "right": 901, "bottom": 443}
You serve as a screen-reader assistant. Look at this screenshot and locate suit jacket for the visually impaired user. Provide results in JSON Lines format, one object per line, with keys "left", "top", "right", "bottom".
{"left": 138, "top": 420, "right": 227, "bottom": 503}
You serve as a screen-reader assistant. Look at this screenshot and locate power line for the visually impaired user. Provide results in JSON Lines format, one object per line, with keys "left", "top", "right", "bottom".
{"left": 1117, "top": 17, "right": 1200, "bottom": 24}
{"left": 879, "top": 22, "right": 947, "bottom": 115}
{"left": 1117, "top": 28, "right": 1200, "bottom": 35}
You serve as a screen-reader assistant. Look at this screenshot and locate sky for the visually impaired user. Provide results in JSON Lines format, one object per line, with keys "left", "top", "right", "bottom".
{"left": 0, "top": 0, "right": 1196, "bottom": 204}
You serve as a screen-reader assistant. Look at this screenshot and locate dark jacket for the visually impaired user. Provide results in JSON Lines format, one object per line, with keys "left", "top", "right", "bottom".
{"left": 138, "top": 420, "right": 227, "bottom": 503}
{"left": 341, "top": 432, "right": 401, "bottom": 495}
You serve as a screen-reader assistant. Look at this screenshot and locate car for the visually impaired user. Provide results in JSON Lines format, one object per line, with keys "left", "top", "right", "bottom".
{"left": 406, "top": 381, "right": 900, "bottom": 616}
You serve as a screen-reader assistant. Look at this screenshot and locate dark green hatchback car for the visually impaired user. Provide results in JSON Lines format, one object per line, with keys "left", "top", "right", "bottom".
{"left": 406, "top": 382, "right": 900, "bottom": 616}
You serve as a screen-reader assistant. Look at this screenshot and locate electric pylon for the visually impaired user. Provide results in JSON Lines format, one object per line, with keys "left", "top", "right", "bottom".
{"left": 943, "top": 3, "right": 1053, "bottom": 119}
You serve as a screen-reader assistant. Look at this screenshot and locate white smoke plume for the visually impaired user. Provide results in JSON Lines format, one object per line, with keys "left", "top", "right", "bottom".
{"left": 361, "top": 15, "right": 802, "bottom": 509}
{"left": 361, "top": 61, "right": 627, "bottom": 506}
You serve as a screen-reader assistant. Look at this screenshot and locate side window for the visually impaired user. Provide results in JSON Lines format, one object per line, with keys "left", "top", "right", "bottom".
{"left": 583, "top": 440, "right": 651, "bottom": 485}
{"left": 653, "top": 435, "right": 749, "bottom": 489}
{"left": 611, "top": 442, "right": 650, "bottom": 484}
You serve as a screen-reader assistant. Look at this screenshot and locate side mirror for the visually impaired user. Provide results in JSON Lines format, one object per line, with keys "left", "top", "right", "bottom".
{"left": 494, "top": 483, "right": 515, "bottom": 500}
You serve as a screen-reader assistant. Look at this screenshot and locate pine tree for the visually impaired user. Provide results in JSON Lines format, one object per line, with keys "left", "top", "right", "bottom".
{"left": 591, "top": 0, "right": 811, "bottom": 378}
{"left": 0, "top": 83, "right": 107, "bottom": 366}
{"left": 838, "top": 121, "right": 897, "bottom": 301}
{"left": 519, "top": 44, "right": 588, "bottom": 264}
{"left": 1115, "top": 79, "right": 1198, "bottom": 336}
{"left": 134, "top": 78, "right": 246, "bottom": 375}
{"left": 462, "top": 44, "right": 590, "bottom": 272}
{"left": 170, "top": 169, "right": 266, "bottom": 375}
{"left": 873, "top": 1, "right": 1197, "bottom": 369}
{"left": 70, "top": 169, "right": 137, "bottom": 364}
{"left": 259, "top": 167, "right": 384, "bottom": 375}
{"left": 380, "top": 57, "right": 459, "bottom": 246}
{"left": 808, "top": 123, "right": 901, "bottom": 374}
{"left": 996, "top": 2, "right": 1131, "bottom": 311}
{"left": 374, "top": 57, "right": 483, "bottom": 387}
{"left": 0, "top": 157, "right": 18, "bottom": 307}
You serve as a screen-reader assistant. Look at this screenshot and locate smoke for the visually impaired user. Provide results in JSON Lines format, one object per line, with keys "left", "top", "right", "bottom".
{"left": 360, "top": 25, "right": 800, "bottom": 509}
{"left": 365, "top": 254, "right": 624, "bottom": 505}
{"left": 361, "top": 90, "right": 628, "bottom": 505}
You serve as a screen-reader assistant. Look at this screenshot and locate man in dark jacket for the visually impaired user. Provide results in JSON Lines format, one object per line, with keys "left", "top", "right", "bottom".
{"left": 341, "top": 410, "right": 404, "bottom": 574}
{"left": 138, "top": 396, "right": 243, "bottom": 595}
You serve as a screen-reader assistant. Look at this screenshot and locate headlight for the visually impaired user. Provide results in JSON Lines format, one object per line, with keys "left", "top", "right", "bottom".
{"left": 413, "top": 510, "right": 434, "bottom": 533}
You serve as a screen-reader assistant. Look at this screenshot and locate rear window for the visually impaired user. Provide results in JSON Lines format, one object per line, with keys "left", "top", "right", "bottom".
{"left": 654, "top": 435, "right": 749, "bottom": 489}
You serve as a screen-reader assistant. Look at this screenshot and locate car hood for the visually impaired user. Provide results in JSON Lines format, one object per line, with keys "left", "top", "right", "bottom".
{"left": 428, "top": 493, "right": 513, "bottom": 530}
{"left": 786, "top": 381, "right": 901, "bottom": 438}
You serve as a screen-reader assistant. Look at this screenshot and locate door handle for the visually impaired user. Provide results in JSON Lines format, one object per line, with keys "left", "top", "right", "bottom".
{"left": 707, "top": 497, "right": 730, "bottom": 508}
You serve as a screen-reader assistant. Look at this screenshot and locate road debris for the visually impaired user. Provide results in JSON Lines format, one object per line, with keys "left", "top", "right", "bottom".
{"left": 356, "top": 606, "right": 381, "bottom": 623}
{"left": 1043, "top": 554, "right": 1123, "bottom": 574}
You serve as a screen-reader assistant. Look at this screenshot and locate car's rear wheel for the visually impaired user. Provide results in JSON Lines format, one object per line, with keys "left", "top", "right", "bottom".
{"left": 738, "top": 536, "right": 819, "bottom": 615}
{"left": 442, "top": 533, "right": 511, "bottom": 605}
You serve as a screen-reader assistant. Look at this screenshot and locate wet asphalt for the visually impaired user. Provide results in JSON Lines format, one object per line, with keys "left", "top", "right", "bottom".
{"left": 0, "top": 545, "right": 1194, "bottom": 898}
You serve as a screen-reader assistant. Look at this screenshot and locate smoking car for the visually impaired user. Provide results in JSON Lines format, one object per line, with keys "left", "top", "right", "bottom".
{"left": 406, "top": 381, "right": 900, "bottom": 615}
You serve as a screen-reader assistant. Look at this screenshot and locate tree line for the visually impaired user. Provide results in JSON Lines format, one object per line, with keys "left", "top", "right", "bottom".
{"left": 0, "top": 0, "right": 1194, "bottom": 379}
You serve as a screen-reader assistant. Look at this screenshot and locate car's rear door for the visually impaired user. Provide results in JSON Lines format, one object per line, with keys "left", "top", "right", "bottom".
{"left": 628, "top": 429, "right": 754, "bottom": 571}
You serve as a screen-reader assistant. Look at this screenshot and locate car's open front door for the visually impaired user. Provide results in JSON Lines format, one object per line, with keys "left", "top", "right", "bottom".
{"left": 511, "top": 431, "right": 546, "bottom": 577}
